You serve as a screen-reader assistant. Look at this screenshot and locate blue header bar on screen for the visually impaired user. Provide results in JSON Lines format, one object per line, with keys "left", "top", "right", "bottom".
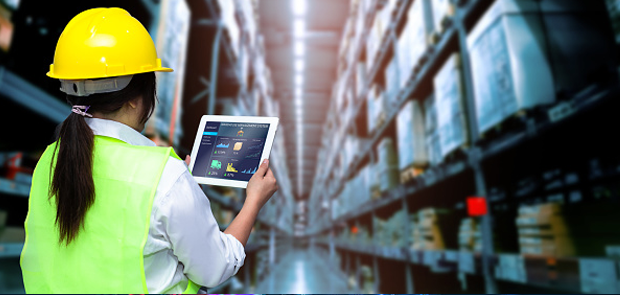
{"left": 204, "top": 132, "right": 218, "bottom": 136}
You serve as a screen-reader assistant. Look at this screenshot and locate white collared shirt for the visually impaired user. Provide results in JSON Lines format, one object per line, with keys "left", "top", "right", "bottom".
{"left": 85, "top": 118, "right": 245, "bottom": 293}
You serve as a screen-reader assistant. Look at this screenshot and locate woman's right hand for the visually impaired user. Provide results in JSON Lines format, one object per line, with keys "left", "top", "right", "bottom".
{"left": 245, "top": 159, "right": 278, "bottom": 209}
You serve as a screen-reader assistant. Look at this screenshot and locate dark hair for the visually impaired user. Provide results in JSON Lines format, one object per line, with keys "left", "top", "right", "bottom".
{"left": 50, "top": 72, "right": 157, "bottom": 245}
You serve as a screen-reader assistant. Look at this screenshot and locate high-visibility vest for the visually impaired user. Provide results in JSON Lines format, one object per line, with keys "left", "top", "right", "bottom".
{"left": 21, "top": 136, "right": 200, "bottom": 294}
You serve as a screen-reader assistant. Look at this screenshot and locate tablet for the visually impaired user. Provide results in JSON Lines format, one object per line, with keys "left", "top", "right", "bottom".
{"left": 188, "top": 115, "right": 279, "bottom": 188}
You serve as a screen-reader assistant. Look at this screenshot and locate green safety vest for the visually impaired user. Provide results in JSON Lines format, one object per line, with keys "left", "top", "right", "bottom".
{"left": 20, "top": 136, "right": 200, "bottom": 294}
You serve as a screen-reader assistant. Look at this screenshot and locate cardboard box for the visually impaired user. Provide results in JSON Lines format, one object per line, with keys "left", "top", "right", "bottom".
{"left": 397, "top": 0, "right": 434, "bottom": 88}
{"left": 424, "top": 94, "right": 442, "bottom": 166}
{"left": 367, "top": 85, "right": 385, "bottom": 133}
{"left": 433, "top": 53, "right": 468, "bottom": 158}
{"left": 431, "top": 0, "right": 455, "bottom": 34}
{"left": 384, "top": 57, "right": 401, "bottom": 108}
{"left": 397, "top": 100, "right": 428, "bottom": 170}
{"left": 378, "top": 138, "right": 399, "bottom": 192}
{"left": 468, "top": 0, "right": 616, "bottom": 135}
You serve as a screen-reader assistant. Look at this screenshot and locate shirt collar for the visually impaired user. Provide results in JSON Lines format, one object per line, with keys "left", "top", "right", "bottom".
{"left": 85, "top": 118, "right": 156, "bottom": 147}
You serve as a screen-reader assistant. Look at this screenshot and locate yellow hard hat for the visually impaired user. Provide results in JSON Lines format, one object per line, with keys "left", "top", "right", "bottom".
{"left": 47, "top": 7, "right": 172, "bottom": 80}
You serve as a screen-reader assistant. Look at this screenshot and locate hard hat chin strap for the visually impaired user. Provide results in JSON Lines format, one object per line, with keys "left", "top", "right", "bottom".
{"left": 60, "top": 75, "right": 133, "bottom": 97}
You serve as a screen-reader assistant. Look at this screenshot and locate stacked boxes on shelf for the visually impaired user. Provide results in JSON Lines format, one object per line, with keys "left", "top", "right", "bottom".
{"left": 397, "top": 0, "right": 434, "bottom": 89}
{"left": 431, "top": 0, "right": 455, "bottom": 36}
{"left": 397, "top": 100, "right": 428, "bottom": 183}
{"left": 468, "top": 0, "right": 617, "bottom": 135}
{"left": 350, "top": 224, "right": 372, "bottom": 246}
{"left": 355, "top": 62, "right": 366, "bottom": 99}
{"left": 367, "top": 84, "right": 386, "bottom": 134}
{"left": 433, "top": 53, "right": 468, "bottom": 159}
{"left": 384, "top": 57, "right": 401, "bottom": 109}
{"left": 374, "top": 210, "right": 408, "bottom": 248}
{"left": 516, "top": 203, "right": 575, "bottom": 257}
{"left": 377, "top": 138, "right": 399, "bottom": 193}
{"left": 458, "top": 218, "right": 482, "bottom": 252}
{"left": 149, "top": 0, "right": 190, "bottom": 146}
{"left": 217, "top": 0, "right": 239, "bottom": 56}
{"left": 412, "top": 208, "right": 448, "bottom": 250}
{"left": 495, "top": 254, "right": 527, "bottom": 283}
{"left": 424, "top": 94, "right": 442, "bottom": 166}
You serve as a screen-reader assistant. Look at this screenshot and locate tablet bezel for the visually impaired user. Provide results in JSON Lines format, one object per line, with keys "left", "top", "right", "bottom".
{"left": 188, "top": 115, "right": 279, "bottom": 188}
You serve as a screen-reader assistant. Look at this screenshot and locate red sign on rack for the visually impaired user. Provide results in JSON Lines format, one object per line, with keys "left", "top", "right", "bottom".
{"left": 467, "top": 196, "right": 488, "bottom": 216}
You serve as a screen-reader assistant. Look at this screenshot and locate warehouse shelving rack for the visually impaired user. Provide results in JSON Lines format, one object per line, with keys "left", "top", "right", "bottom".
{"left": 191, "top": 1, "right": 295, "bottom": 292}
{"left": 308, "top": 0, "right": 620, "bottom": 293}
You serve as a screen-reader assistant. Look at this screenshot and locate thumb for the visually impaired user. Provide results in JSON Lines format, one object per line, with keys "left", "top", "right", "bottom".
{"left": 254, "top": 159, "right": 269, "bottom": 177}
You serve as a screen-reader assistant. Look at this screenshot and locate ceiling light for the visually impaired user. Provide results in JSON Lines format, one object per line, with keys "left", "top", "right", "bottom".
{"left": 293, "top": 19, "right": 304, "bottom": 37}
{"left": 295, "top": 88, "right": 302, "bottom": 98}
{"left": 294, "top": 40, "right": 304, "bottom": 57}
{"left": 292, "top": 0, "right": 306, "bottom": 17}
{"left": 295, "top": 58, "right": 304, "bottom": 72}
{"left": 295, "top": 74, "right": 303, "bottom": 87}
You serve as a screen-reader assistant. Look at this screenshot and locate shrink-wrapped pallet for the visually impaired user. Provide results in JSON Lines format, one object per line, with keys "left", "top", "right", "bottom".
{"left": 424, "top": 94, "right": 442, "bottom": 166}
{"left": 397, "top": 0, "right": 434, "bottom": 88}
{"left": 469, "top": 0, "right": 616, "bottom": 135}
{"left": 367, "top": 84, "right": 386, "bottom": 133}
{"left": 433, "top": 54, "right": 468, "bottom": 158}
{"left": 377, "top": 138, "right": 399, "bottom": 193}
{"left": 397, "top": 100, "right": 428, "bottom": 175}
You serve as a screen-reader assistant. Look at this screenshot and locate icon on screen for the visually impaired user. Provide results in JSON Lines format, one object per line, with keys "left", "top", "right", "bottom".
{"left": 233, "top": 142, "right": 243, "bottom": 151}
{"left": 226, "top": 163, "right": 238, "bottom": 173}
{"left": 210, "top": 160, "right": 222, "bottom": 170}
{"left": 237, "top": 130, "right": 244, "bottom": 136}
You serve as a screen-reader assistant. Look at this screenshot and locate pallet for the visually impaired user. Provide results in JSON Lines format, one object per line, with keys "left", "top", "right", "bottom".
{"left": 478, "top": 107, "right": 545, "bottom": 142}
{"left": 400, "top": 166, "right": 426, "bottom": 184}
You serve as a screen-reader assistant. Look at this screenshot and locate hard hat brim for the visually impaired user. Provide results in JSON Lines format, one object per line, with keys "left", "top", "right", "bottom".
{"left": 46, "top": 67, "right": 173, "bottom": 80}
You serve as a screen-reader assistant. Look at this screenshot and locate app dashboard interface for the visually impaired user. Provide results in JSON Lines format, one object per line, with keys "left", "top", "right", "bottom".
{"left": 194, "top": 122, "right": 269, "bottom": 181}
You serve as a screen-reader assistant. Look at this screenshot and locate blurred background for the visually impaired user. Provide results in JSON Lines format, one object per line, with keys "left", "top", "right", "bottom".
{"left": 1, "top": 0, "right": 620, "bottom": 293}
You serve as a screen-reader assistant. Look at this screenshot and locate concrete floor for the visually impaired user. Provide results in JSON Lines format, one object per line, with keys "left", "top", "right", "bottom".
{"left": 253, "top": 246, "right": 350, "bottom": 294}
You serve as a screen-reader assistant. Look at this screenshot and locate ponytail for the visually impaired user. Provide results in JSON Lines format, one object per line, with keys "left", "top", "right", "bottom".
{"left": 49, "top": 72, "right": 157, "bottom": 245}
{"left": 50, "top": 113, "right": 95, "bottom": 245}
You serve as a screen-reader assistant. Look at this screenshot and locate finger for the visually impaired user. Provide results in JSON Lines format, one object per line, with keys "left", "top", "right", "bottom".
{"left": 265, "top": 167, "right": 275, "bottom": 180}
{"left": 184, "top": 155, "right": 191, "bottom": 166}
{"left": 254, "top": 159, "right": 269, "bottom": 177}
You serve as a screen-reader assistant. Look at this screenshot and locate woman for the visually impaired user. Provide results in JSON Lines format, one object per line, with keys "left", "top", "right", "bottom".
{"left": 20, "top": 7, "right": 278, "bottom": 293}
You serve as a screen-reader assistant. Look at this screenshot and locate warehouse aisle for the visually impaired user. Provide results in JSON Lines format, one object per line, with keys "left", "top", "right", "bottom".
{"left": 254, "top": 247, "right": 349, "bottom": 294}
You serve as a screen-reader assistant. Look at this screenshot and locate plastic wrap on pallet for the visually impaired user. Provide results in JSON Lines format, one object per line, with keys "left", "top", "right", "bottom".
{"left": 237, "top": 0, "right": 257, "bottom": 46}
{"left": 367, "top": 84, "right": 385, "bottom": 133}
{"left": 433, "top": 54, "right": 468, "bottom": 159}
{"left": 377, "top": 138, "right": 399, "bottom": 192}
{"left": 217, "top": 0, "right": 239, "bottom": 55}
{"left": 397, "top": 100, "right": 428, "bottom": 170}
{"left": 424, "top": 94, "right": 442, "bottom": 166}
{"left": 398, "top": 0, "right": 434, "bottom": 89}
{"left": 384, "top": 57, "right": 400, "bottom": 108}
{"left": 153, "top": 0, "right": 190, "bottom": 146}
{"left": 356, "top": 62, "right": 366, "bottom": 99}
{"left": 431, "top": 0, "right": 453, "bottom": 34}
{"left": 366, "top": 12, "right": 383, "bottom": 72}
{"left": 468, "top": 0, "right": 617, "bottom": 135}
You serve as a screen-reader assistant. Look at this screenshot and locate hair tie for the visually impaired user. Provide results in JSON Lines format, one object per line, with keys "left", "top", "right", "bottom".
{"left": 71, "top": 105, "right": 92, "bottom": 117}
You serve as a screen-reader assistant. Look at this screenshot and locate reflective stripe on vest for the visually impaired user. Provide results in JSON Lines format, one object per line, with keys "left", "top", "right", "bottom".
{"left": 20, "top": 136, "right": 200, "bottom": 294}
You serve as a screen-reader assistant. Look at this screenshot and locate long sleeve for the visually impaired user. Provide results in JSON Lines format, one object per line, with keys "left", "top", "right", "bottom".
{"left": 147, "top": 157, "right": 246, "bottom": 289}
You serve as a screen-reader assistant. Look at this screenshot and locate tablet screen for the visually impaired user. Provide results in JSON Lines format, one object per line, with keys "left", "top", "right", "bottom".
{"left": 192, "top": 121, "right": 270, "bottom": 181}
